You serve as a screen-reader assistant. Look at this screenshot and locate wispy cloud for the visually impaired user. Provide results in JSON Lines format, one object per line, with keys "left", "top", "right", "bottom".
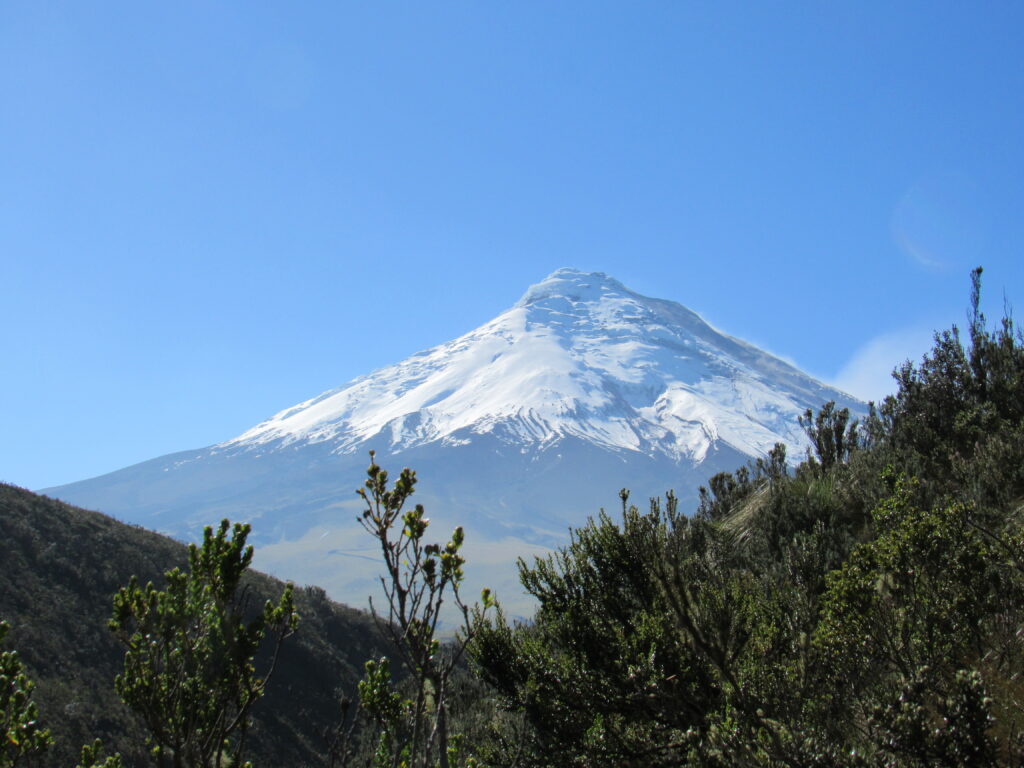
{"left": 831, "top": 327, "right": 937, "bottom": 403}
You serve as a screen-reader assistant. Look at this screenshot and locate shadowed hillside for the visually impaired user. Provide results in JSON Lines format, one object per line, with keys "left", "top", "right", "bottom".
{"left": 0, "top": 482, "right": 386, "bottom": 767}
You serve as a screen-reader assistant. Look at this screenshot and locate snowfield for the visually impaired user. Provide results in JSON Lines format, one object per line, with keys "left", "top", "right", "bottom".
{"left": 222, "top": 268, "right": 856, "bottom": 464}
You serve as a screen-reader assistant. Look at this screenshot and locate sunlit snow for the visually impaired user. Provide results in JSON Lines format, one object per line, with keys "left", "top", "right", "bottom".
{"left": 223, "top": 268, "right": 858, "bottom": 464}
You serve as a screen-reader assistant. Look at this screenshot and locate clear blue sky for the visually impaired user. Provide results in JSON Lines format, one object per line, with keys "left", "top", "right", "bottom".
{"left": 3, "top": 1, "right": 1023, "bottom": 489}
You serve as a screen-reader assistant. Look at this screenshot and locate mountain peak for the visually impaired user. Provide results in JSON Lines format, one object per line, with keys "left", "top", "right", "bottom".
{"left": 515, "top": 268, "right": 632, "bottom": 308}
{"left": 43, "top": 268, "right": 865, "bottom": 617}
{"left": 210, "top": 268, "right": 861, "bottom": 466}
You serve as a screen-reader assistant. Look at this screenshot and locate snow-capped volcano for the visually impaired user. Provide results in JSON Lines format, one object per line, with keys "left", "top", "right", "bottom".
{"left": 222, "top": 268, "right": 848, "bottom": 464}
{"left": 44, "top": 269, "right": 862, "bottom": 617}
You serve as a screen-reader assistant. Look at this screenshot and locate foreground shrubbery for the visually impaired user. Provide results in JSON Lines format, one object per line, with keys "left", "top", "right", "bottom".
{"left": 4, "top": 268, "right": 1024, "bottom": 766}
{"left": 469, "top": 268, "right": 1024, "bottom": 767}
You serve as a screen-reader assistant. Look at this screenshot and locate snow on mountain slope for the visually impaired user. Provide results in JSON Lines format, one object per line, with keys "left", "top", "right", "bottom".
{"left": 42, "top": 268, "right": 863, "bottom": 618}
{"left": 221, "top": 268, "right": 856, "bottom": 464}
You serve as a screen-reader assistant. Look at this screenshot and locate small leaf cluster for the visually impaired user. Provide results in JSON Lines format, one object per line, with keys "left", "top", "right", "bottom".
{"left": 351, "top": 451, "right": 492, "bottom": 768}
{"left": 0, "top": 620, "right": 53, "bottom": 768}
{"left": 75, "top": 739, "right": 125, "bottom": 768}
{"left": 109, "top": 519, "right": 298, "bottom": 768}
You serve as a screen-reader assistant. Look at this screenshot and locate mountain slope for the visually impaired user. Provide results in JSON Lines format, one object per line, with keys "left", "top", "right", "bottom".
{"left": 0, "top": 483, "right": 385, "bottom": 767}
{"left": 43, "top": 269, "right": 862, "bottom": 615}
{"left": 225, "top": 268, "right": 847, "bottom": 461}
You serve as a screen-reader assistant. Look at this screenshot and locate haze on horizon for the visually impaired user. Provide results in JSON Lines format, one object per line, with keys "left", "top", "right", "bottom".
{"left": 2, "top": 2, "right": 1022, "bottom": 490}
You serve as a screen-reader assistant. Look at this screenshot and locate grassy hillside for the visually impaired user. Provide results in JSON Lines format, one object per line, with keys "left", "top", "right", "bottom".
{"left": 0, "top": 482, "right": 387, "bottom": 767}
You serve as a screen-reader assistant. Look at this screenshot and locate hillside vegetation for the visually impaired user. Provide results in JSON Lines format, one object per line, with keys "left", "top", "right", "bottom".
{"left": 468, "top": 268, "right": 1024, "bottom": 766}
{"left": 0, "top": 484, "right": 386, "bottom": 767}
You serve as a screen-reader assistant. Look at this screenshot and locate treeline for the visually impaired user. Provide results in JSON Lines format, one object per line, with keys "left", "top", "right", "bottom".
{"left": 4, "top": 268, "right": 1024, "bottom": 767}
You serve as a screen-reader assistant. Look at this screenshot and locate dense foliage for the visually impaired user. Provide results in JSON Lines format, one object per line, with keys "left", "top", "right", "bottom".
{"left": 469, "top": 268, "right": 1024, "bottom": 766}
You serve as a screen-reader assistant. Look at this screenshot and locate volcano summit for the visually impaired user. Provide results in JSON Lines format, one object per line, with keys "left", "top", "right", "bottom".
{"left": 45, "top": 269, "right": 863, "bottom": 614}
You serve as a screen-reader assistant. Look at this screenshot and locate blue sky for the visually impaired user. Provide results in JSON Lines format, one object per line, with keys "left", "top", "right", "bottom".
{"left": 3, "top": 1, "right": 1023, "bottom": 489}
